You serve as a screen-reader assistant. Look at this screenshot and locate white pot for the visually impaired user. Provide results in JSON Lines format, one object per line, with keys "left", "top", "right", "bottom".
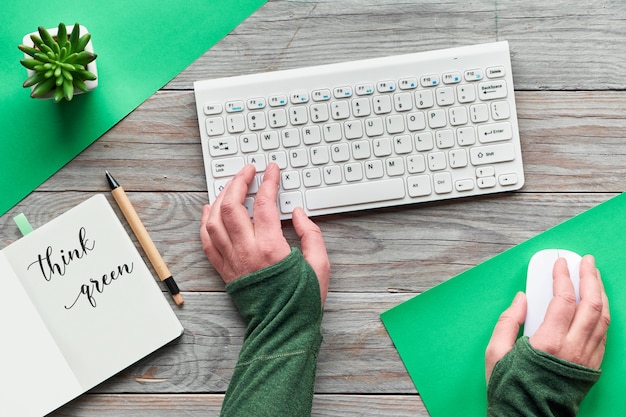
{"left": 22, "top": 25, "right": 98, "bottom": 99}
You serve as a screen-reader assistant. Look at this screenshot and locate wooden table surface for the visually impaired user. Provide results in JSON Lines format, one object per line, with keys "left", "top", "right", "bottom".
{"left": 3, "top": 1, "right": 626, "bottom": 416}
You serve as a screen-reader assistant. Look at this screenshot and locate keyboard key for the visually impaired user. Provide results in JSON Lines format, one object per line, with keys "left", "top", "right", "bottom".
{"left": 477, "top": 122, "right": 513, "bottom": 143}
{"left": 478, "top": 80, "right": 507, "bottom": 100}
{"left": 205, "top": 117, "right": 225, "bottom": 136}
{"left": 247, "top": 98, "right": 266, "bottom": 109}
{"left": 464, "top": 69, "right": 484, "bottom": 81}
{"left": 212, "top": 157, "right": 245, "bottom": 177}
{"left": 290, "top": 92, "right": 309, "bottom": 104}
{"left": 208, "top": 137, "right": 237, "bottom": 157}
{"left": 377, "top": 81, "right": 396, "bottom": 92}
{"left": 226, "top": 114, "right": 246, "bottom": 133}
{"left": 269, "top": 95, "right": 288, "bottom": 107}
{"left": 420, "top": 75, "right": 440, "bottom": 87}
{"left": 226, "top": 101, "right": 245, "bottom": 112}
{"left": 491, "top": 101, "right": 511, "bottom": 120}
{"left": 333, "top": 86, "right": 353, "bottom": 98}
{"left": 203, "top": 103, "right": 222, "bottom": 115}
{"left": 312, "top": 89, "right": 331, "bottom": 101}
{"left": 399, "top": 77, "right": 418, "bottom": 89}
{"left": 470, "top": 143, "right": 516, "bottom": 165}
{"left": 279, "top": 191, "right": 304, "bottom": 213}
{"left": 305, "top": 178, "right": 405, "bottom": 210}
{"left": 407, "top": 175, "right": 432, "bottom": 197}
{"left": 433, "top": 172, "right": 453, "bottom": 194}
{"left": 498, "top": 173, "right": 519, "bottom": 186}
{"left": 356, "top": 84, "right": 375, "bottom": 95}
{"left": 352, "top": 98, "right": 371, "bottom": 117}
{"left": 487, "top": 66, "right": 506, "bottom": 78}
{"left": 455, "top": 178, "right": 475, "bottom": 192}
{"left": 443, "top": 72, "right": 462, "bottom": 84}
{"left": 268, "top": 109, "right": 288, "bottom": 127}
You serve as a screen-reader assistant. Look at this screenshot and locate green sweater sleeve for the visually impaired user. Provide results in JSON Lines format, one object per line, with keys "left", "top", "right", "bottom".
{"left": 487, "top": 337, "right": 601, "bottom": 417}
{"left": 220, "top": 248, "right": 323, "bottom": 417}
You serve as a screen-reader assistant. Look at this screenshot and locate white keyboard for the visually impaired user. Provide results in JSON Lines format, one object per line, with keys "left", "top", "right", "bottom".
{"left": 194, "top": 41, "right": 524, "bottom": 219}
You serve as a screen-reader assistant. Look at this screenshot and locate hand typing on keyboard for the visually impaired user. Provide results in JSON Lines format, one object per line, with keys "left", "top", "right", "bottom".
{"left": 195, "top": 41, "right": 525, "bottom": 219}
{"left": 200, "top": 163, "right": 330, "bottom": 302}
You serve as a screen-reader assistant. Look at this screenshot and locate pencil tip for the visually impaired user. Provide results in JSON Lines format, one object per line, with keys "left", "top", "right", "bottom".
{"left": 105, "top": 170, "right": 119, "bottom": 190}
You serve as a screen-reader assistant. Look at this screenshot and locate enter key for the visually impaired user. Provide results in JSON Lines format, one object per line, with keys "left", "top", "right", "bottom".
{"left": 477, "top": 122, "right": 513, "bottom": 143}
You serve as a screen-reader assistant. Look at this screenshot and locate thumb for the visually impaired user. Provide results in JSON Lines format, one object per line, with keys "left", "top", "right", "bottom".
{"left": 292, "top": 207, "right": 330, "bottom": 305}
{"left": 485, "top": 292, "right": 527, "bottom": 382}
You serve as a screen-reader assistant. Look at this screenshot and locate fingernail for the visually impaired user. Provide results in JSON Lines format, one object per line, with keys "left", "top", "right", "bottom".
{"left": 583, "top": 254, "right": 596, "bottom": 266}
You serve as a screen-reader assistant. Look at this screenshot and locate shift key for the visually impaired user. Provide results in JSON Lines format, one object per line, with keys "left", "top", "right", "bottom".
{"left": 470, "top": 143, "right": 515, "bottom": 166}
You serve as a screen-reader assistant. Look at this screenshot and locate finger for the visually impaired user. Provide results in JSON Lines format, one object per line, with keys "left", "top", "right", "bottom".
{"left": 293, "top": 207, "right": 330, "bottom": 304}
{"left": 581, "top": 265, "right": 611, "bottom": 368}
{"left": 200, "top": 204, "right": 225, "bottom": 271}
{"left": 252, "top": 163, "right": 283, "bottom": 237}
{"left": 219, "top": 165, "right": 258, "bottom": 243}
{"left": 204, "top": 167, "right": 254, "bottom": 258}
{"left": 537, "top": 258, "right": 577, "bottom": 339}
{"left": 485, "top": 292, "right": 527, "bottom": 381}
{"left": 569, "top": 255, "right": 604, "bottom": 341}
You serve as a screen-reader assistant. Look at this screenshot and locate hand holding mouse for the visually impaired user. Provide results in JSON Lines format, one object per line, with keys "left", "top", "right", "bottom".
{"left": 530, "top": 255, "right": 610, "bottom": 369}
{"left": 486, "top": 254, "right": 610, "bottom": 381}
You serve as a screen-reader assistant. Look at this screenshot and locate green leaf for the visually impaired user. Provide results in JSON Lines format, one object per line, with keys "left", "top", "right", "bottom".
{"left": 33, "top": 52, "right": 52, "bottom": 63}
{"left": 31, "top": 77, "right": 55, "bottom": 97}
{"left": 57, "top": 23, "right": 67, "bottom": 49}
{"left": 75, "top": 33, "right": 91, "bottom": 53}
{"left": 23, "top": 72, "right": 46, "bottom": 87}
{"left": 38, "top": 26, "right": 56, "bottom": 50}
{"left": 20, "top": 59, "right": 40, "bottom": 70}
{"left": 39, "top": 43, "right": 54, "bottom": 55}
{"left": 64, "top": 52, "right": 78, "bottom": 63}
{"left": 69, "top": 23, "right": 81, "bottom": 53}
{"left": 74, "top": 78, "right": 88, "bottom": 92}
{"left": 59, "top": 46, "right": 67, "bottom": 61}
{"left": 18, "top": 44, "right": 39, "bottom": 58}
{"left": 53, "top": 85, "right": 64, "bottom": 103}
{"left": 29, "top": 34, "right": 44, "bottom": 49}
{"left": 76, "top": 69, "right": 97, "bottom": 81}
{"left": 74, "top": 51, "right": 97, "bottom": 65}
{"left": 63, "top": 78, "right": 74, "bottom": 101}
{"left": 61, "top": 67, "right": 74, "bottom": 81}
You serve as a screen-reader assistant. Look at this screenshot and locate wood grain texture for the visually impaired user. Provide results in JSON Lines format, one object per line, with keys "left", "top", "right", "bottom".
{"left": 3, "top": 0, "right": 626, "bottom": 415}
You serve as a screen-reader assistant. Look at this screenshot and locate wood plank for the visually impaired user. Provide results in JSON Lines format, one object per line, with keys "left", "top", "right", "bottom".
{"left": 62, "top": 292, "right": 416, "bottom": 394}
{"left": 26, "top": 90, "right": 626, "bottom": 194}
{"left": 49, "top": 394, "right": 427, "bottom": 416}
{"left": 169, "top": 0, "right": 626, "bottom": 90}
{"left": 1, "top": 192, "right": 616, "bottom": 293}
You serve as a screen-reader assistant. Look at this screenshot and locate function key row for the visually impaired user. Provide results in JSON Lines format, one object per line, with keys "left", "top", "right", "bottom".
{"left": 203, "top": 66, "right": 506, "bottom": 115}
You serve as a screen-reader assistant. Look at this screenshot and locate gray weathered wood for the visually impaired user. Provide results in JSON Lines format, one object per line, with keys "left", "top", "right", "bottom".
{"left": 2, "top": 0, "right": 626, "bottom": 415}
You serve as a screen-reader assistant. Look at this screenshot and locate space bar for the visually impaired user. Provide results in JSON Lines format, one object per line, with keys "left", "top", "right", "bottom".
{"left": 304, "top": 178, "right": 406, "bottom": 210}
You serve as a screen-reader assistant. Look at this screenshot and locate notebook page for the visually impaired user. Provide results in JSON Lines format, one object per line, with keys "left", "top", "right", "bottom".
{"left": 0, "top": 251, "right": 82, "bottom": 417}
{"left": 2, "top": 195, "right": 183, "bottom": 390}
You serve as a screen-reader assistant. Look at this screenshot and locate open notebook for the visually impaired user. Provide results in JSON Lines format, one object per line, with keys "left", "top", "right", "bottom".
{"left": 0, "top": 194, "right": 184, "bottom": 416}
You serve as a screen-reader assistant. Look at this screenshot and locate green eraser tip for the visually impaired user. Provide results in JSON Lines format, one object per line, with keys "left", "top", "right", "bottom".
{"left": 13, "top": 213, "right": 34, "bottom": 236}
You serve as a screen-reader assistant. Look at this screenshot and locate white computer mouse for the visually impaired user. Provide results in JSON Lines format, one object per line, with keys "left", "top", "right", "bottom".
{"left": 523, "top": 249, "right": 582, "bottom": 337}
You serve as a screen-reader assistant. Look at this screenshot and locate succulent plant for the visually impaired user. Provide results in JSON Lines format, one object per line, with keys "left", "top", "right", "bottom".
{"left": 18, "top": 23, "right": 97, "bottom": 103}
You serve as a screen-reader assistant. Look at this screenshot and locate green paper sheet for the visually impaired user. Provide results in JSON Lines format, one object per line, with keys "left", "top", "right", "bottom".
{"left": 381, "top": 193, "right": 626, "bottom": 416}
{"left": 0, "top": 0, "right": 266, "bottom": 216}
